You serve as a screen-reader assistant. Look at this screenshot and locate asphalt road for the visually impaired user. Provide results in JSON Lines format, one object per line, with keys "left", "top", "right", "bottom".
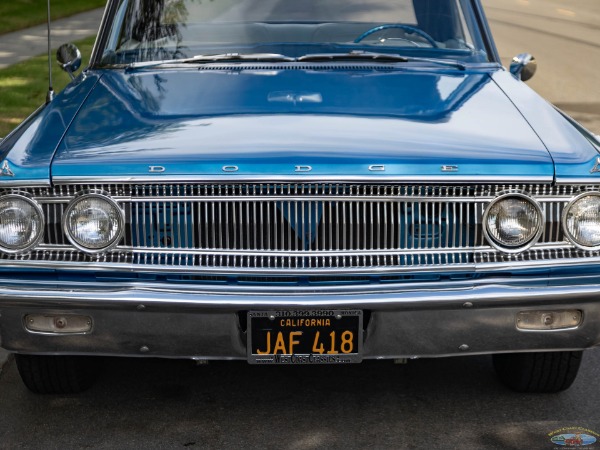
{"left": 1, "top": 1, "right": 600, "bottom": 449}
{"left": 0, "top": 353, "right": 599, "bottom": 449}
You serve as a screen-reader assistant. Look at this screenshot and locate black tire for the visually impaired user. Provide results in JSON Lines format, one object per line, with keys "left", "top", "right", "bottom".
{"left": 15, "top": 354, "right": 100, "bottom": 394}
{"left": 493, "top": 351, "right": 583, "bottom": 393}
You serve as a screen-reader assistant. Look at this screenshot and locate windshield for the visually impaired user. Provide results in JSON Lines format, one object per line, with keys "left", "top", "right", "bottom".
{"left": 99, "top": 0, "right": 489, "bottom": 65}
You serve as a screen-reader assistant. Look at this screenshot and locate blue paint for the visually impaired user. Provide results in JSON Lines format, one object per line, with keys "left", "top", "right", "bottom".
{"left": 50, "top": 66, "right": 555, "bottom": 179}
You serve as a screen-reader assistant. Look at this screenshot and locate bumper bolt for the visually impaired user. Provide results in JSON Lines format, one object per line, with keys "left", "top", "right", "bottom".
{"left": 459, "top": 344, "right": 469, "bottom": 351}
{"left": 140, "top": 346, "right": 150, "bottom": 353}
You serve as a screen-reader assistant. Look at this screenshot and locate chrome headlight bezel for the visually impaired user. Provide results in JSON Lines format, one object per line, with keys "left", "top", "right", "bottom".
{"left": 0, "top": 193, "right": 45, "bottom": 254}
{"left": 62, "top": 191, "right": 124, "bottom": 254}
{"left": 562, "top": 191, "right": 600, "bottom": 251}
{"left": 482, "top": 192, "right": 544, "bottom": 254}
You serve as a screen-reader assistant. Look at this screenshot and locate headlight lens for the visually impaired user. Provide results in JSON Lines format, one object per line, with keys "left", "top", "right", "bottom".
{"left": 64, "top": 193, "right": 123, "bottom": 252}
{"left": 0, "top": 194, "right": 44, "bottom": 252}
{"left": 563, "top": 193, "right": 600, "bottom": 249}
{"left": 484, "top": 194, "right": 542, "bottom": 251}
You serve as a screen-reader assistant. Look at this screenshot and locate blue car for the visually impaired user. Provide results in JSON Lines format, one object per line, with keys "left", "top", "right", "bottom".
{"left": 1, "top": 0, "right": 599, "bottom": 394}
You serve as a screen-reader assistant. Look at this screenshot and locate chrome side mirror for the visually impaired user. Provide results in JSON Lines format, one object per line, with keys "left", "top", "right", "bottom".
{"left": 510, "top": 53, "right": 537, "bottom": 82}
{"left": 56, "top": 43, "right": 82, "bottom": 80}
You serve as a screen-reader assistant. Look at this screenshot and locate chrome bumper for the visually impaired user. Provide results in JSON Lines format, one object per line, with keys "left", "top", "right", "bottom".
{"left": 1, "top": 276, "right": 600, "bottom": 359}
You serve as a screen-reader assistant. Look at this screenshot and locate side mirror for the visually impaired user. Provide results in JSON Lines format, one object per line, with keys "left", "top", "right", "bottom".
{"left": 56, "top": 43, "right": 82, "bottom": 80}
{"left": 510, "top": 53, "right": 537, "bottom": 82}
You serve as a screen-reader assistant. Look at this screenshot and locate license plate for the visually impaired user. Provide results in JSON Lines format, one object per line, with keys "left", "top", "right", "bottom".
{"left": 247, "top": 310, "right": 363, "bottom": 364}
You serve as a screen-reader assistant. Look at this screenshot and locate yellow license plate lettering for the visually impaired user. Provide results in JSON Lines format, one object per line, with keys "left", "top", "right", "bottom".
{"left": 341, "top": 330, "right": 354, "bottom": 354}
{"left": 327, "top": 331, "right": 339, "bottom": 354}
{"left": 312, "top": 331, "right": 325, "bottom": 354}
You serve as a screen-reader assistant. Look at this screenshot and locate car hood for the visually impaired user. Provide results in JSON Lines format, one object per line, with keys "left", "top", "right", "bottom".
{"left": 51, "top": 67, "right": 554, "bottom": 182}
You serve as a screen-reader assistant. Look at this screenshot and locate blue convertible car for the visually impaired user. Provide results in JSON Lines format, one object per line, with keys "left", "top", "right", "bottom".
{"left": 1, "top": 0, "right": 599, "bottom": 393}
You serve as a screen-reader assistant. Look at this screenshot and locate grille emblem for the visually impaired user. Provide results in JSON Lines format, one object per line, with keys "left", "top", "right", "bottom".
{"left": 0, "top": 161, "right": 14, "bottom": 177}
{"left": 148, "top": 166, "right": 166, "bottom": 173}
{"left": 279, "top": 201, "right": 323, "bottom": 249}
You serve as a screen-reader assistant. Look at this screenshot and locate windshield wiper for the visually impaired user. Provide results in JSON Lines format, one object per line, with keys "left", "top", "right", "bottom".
{"left": 403, "top": 56, "right": 467, "bottom": 71}
{"left": 297, "top": 51, "right": 466, "bottom": 70}
{"left": 127, "top": 51, "right": 466, "bottom": 70}
{"left": 184, "top": 53, "right": 296, "bottom": 63}
{"left": 128, "top": 53, "right": 295, "bottom": 69}
{"left": 297, "top": 50, "right": 408, "bottom": 63}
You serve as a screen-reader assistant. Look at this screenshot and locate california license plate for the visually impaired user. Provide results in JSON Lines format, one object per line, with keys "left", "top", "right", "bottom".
{"left": 247, "top": 310, "right": 363, "bottom": 364}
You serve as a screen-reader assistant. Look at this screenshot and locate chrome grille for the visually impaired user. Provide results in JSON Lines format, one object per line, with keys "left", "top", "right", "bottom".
{"left": 1, "top": 183, "right": 598, "bottom": 274}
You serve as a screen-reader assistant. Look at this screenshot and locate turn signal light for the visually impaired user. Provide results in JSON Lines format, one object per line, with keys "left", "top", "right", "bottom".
{"left": 25, "top": 314, "right": 92, "bottom": 334}
{"left": 516, "top": 310, "right": 582, "bottom": 331}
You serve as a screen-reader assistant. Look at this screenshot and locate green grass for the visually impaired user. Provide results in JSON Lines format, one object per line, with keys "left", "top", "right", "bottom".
{"left": 0, "top": 36, "right": 95, "bottom": 137}
{"left": 0, "top": 0, "right": 106, "bottom": 35}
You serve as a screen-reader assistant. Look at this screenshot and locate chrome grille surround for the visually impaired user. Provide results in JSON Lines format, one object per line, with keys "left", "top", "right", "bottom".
{"left": 1, "top": 183, "right": 599, "bottom": 275}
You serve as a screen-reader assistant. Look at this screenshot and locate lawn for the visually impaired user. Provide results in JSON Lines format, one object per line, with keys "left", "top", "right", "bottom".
{"left": 0, "top": 0, "right": 107, "bottom": 35}
{"left": 0, "top": 36, "right": 95, "bottom": 137}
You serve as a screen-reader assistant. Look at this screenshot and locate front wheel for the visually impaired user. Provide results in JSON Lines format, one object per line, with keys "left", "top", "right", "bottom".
{"left": 493, "top": 351, "right": 583, "bottom": 393}
{"left": 15, "top": 354, "right": 100, "bottom": 394}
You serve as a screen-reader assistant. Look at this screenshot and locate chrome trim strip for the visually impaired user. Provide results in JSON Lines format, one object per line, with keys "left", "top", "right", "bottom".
{"left": 18, "top": 195, "right": 578, "bottom": 205}
{"left": 3, "top": 272, "right": 598, "bottom": 295}
{"left": 0, "top": 277, "right": 599, "bottom": 306}
{"left": 0, "top": 181, "right": 50, "bottom": 188}
{"left": 29, "top": 240, "right": 577, "bottom": 255}
{"left": 556, "top": 179, "right": 600, "bottom": 185}
{"left": 51, "top": 175, "right": 554, "bottom": 184}
{"left": 4, "top": 253, "right": 600, "bottom": 275}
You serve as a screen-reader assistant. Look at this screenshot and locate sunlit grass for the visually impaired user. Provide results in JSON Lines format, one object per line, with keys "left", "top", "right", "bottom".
{"left": 0, "top": 0, "right": 106, "bottom": 35}
{"left": 0, "top": 36, "right": 95, "bottom": 137}
{"left": 0, "top": 77, "right": 29, "bottom": 88}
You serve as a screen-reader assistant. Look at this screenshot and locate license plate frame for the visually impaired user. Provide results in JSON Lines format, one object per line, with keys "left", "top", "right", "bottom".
{"left": 247, "top": 310, "right": 363, "bottom": 364}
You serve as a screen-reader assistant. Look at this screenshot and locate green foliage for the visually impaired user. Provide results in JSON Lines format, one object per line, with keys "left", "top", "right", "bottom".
{"left": 0, "top": 37, "right": 95, "bottom": 137}
{"left": 0, "top": 0, "right": 107, "bottom": 35}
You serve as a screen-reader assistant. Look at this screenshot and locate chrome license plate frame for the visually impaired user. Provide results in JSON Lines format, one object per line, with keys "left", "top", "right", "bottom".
{"left": 247, "top": 310, "right": 363, "bottom": 364}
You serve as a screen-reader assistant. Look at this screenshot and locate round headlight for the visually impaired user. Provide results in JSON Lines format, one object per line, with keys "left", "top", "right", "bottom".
{"left": 0, "top": 194, "right": 44, "bottom": 253}
{"left": 563, "top": 193, "right": 600, "bottom": 250}
{"left": 483, "top": 193, "right": 543, "bottom": 252}
{"left": 63, "top": 193, "right": 123, "bottom": 252}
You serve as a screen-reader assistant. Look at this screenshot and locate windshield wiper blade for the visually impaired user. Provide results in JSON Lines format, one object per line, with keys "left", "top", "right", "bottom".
{"left": 128, "top": 53, "right": 295, "bottom": 69}
{"left": 403, "top": 56, "right": 467, "bottom": 71}
{"left": 297, "top": 51, "right": 466, "bottom": 70}
{"left": 297, "top": 50, "right": 408, "bottom": 63}
{"left": 185, "top": 52, "right": 296, "bottom": 63}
